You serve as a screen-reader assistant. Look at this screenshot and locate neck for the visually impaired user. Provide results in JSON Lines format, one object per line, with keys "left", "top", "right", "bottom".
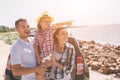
{"left": 20, "top": 37, "right": 29, "bottom": 42}
{"left": 56, "top": 42, "right": 65, "bottom": 53}
{"left": 41, "top": 28, "right": 46, "bottom": 32}
{"left": 58, "top": 42, "right": 64, "bottom": 48}
{"left": 41, "top": 26, "right": 48, "bottom": 32}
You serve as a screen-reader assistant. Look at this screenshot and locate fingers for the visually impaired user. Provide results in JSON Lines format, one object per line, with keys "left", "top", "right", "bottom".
{"left": 68, "top": 20, "right": 74, "bottom": 22}
{"left": 44, "top": 60, "right": 53, "bottom": 68}
{"left": 36, "top": 64, "right": 46, "bottom": 73}
{"left": 66, "top": 20, "right": 74, "bottom": 26}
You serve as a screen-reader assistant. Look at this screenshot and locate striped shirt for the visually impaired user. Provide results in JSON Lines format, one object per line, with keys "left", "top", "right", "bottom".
{"left": 50, "top": 42, "right": 76, "bottom": 80}
{"left": 34, "top": 28, "right": 54, "bottom": 58}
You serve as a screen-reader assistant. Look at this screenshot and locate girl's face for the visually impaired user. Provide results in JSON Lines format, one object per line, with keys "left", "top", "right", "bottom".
{"left": 38, "top": 16, "right": 51, "bottom": 30}
{"left": 56, "top": 29, "right": 68, "bottom": 44}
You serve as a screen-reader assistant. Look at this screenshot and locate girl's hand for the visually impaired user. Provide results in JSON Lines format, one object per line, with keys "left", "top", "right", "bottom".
{"left": 44, "top": 60, "right": 53, "bottom": 68}
{"left": 66, "top": 20, "right": 74, "bottom": 26}
{"left": 51, "top": 53, "right": 56, "bottom": 64}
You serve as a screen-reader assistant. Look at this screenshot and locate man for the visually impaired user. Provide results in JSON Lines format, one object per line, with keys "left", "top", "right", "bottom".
{"left": 10, "top": 18, "right": 46, "bottom": 80}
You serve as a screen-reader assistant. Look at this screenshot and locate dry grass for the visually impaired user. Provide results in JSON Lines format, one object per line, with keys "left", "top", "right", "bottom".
{"left": 0, "top": 32, "right": 18, "bottom": 45}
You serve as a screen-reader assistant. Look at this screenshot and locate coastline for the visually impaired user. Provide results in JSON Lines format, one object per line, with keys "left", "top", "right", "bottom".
{"left": 0, "top": 39, "right": 119, "bottom": 80}
{"left": 68, "top": 25, "right": 120, "bottom": 45}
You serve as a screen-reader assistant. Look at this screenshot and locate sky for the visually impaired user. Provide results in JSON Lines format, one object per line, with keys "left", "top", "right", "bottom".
{"left": 0, "top": 0, "right": 120, "bottom": 27}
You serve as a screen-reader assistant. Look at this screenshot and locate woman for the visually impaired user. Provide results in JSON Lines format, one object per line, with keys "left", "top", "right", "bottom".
{"left": 50, "top": 28, "right": 76, "bottom": 80}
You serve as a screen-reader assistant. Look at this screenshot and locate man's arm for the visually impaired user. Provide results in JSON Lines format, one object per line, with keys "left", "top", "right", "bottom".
{"left": 12, "top": 64, "right": 45, "bottom": 76}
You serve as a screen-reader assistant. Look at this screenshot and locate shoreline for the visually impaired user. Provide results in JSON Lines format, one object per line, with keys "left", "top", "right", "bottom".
{"left": 0, "top": 40, "right": 119, "bottom": 80}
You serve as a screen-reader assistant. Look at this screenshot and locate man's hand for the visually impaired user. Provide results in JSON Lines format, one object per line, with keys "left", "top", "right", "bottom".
{"left": 36, "top": 64, "right": 46, "bottom": 74}
{"left": 36, "top": 64, "right": 46, "bottom": 80}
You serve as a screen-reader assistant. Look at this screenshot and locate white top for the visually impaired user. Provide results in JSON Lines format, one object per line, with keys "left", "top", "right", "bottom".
{"left": 50, "top": 51, "right": 71, "bottom": 80}
{"left": 11, "top": 37, "right": 37, "bottom": 80}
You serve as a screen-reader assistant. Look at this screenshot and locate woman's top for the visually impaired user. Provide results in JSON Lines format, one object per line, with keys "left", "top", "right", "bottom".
{"left": 50, "top": 42, "right": 76, "bottom": 80}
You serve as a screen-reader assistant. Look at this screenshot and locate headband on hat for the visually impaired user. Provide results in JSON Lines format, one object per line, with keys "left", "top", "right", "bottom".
{"left": 36, "top": 11, "right": 54, "bottom": 23}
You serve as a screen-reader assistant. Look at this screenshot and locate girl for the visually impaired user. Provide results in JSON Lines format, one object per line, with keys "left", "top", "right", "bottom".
{"left": 34, "top": 11, "right": 73, "bottom": 80}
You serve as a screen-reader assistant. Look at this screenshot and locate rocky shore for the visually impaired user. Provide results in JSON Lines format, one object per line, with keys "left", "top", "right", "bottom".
{"left": 78, "top": 40, "right": 120, "bottom": 78}
{"left": 0, "top": 39, "right": 120, "bottom": 80}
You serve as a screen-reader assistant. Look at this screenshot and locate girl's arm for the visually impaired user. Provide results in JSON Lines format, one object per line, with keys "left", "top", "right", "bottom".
{"left": 34, "top": 44, "right": 41, "bottom": 65}
{"left": 34, "top": 32, "right": 41, "bottom": 65}
{"left": 52, "top": 20, "right": 73, "bottom": 30}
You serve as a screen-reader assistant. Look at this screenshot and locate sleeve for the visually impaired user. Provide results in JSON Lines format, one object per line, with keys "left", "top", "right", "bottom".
{"left": 63, "top": 44, "right": 76, "bottom": 73}
{"left": 10, "top": 46, "right": 22, "bottom": 65}
{"left": 70, "top": 46, "right": 76, "bottom": 72}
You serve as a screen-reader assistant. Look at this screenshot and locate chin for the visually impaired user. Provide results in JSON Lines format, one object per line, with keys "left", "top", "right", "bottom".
{"left": 24, "top": 34, "right": 29, "bottom": 37}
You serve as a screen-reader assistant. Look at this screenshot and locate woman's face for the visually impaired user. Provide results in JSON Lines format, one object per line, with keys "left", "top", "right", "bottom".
{"left": 38, "top": 16, "right": 51, "bottom": 30}
{"left": 56, "top": 29, "right": 68, "bottom": 44}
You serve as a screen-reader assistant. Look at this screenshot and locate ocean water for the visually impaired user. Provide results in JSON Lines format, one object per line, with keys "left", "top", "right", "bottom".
{"left": 68, "top": 25, "right": 120, "bottom": 45}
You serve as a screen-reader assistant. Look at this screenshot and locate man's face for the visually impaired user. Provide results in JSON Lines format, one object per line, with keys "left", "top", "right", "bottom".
{"left": 16, "top": 21, "right": 30, "bottom": 38}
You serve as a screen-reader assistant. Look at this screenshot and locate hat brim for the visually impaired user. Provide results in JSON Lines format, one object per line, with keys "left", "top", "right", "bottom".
{"left": 36, "top": 15, "right": 54, "bottom": 23}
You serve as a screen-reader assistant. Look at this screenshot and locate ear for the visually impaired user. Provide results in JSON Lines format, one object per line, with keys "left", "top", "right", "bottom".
{"left": 15, "top": 27, "right": 18, "bottom": 31}
{"left": 15, "top": 27, "right": 19, "bottom": 32}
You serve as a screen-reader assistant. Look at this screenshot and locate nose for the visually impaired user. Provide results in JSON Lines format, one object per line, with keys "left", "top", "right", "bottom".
{"left": 25, "top": 25, "right": 30, "bottom": 30}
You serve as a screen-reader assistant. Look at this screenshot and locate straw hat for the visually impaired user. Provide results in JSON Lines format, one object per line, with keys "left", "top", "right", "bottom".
{"left": 36, "top": 11, "right": 54, "bottom": 23}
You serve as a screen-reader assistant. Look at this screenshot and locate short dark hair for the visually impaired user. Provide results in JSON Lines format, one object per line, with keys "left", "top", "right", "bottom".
{"left": 15, "top": 18, "right": 27, "bottom": 28}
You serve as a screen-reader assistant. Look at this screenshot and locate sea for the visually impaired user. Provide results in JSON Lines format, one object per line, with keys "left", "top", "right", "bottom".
{"left": 68, "top": 24, "right": 120, "bottom": 46}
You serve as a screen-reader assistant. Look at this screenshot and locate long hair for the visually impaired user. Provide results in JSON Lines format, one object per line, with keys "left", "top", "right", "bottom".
{"left": 53, "top": 28, "right": 65, "bottom": 44}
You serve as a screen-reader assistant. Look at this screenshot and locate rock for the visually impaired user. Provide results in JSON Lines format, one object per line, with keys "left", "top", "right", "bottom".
{"left": 78, "top": 39, "right": 120, "bottom": 77}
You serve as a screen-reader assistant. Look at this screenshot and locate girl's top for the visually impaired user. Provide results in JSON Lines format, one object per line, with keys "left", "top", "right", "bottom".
{"left": 34, "top": 28, "right": 54, "bottom": 58}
